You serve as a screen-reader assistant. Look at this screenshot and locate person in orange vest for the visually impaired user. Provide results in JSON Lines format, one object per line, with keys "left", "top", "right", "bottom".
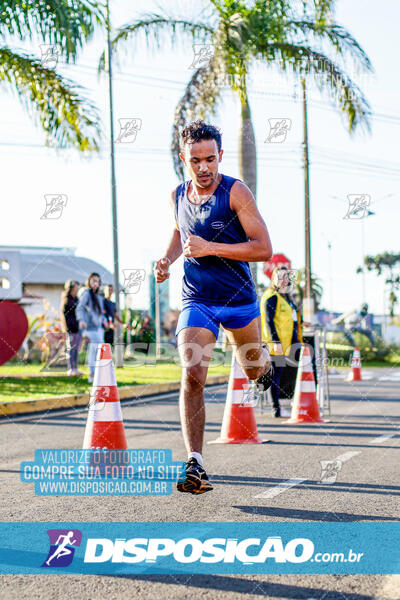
{"left": 260, "top": 266, "right": 303, "bottom": 417}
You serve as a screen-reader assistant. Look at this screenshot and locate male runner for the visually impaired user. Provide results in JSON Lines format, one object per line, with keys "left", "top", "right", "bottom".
{"left": 154, "top": 120, "right": 273, "bottom": 495}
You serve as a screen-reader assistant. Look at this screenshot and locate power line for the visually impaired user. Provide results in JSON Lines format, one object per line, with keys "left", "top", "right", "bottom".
{"left": 66, "top": 62, "right": 400, "bottom": 126}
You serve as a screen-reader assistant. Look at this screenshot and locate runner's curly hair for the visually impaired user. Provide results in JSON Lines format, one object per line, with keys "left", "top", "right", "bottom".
{"left": 180, "top": 120, "right": 222, "bottom": 152}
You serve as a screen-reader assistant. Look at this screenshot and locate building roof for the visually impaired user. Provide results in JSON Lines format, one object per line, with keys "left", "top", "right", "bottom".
{"left": 0, "top": 246, "right": 113, "bottom": 286}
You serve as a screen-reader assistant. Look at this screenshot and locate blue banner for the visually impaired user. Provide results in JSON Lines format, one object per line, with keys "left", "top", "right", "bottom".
{"left": 20, "top": 449, "right": 186, "bottom": 496}
{"left": 0, "top": 522, "right": 398, "bottom": 574}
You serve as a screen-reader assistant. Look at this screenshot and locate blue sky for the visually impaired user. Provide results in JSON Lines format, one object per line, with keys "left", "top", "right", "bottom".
{"left": 2, "top": 0, "right": 399, "bottom": 316}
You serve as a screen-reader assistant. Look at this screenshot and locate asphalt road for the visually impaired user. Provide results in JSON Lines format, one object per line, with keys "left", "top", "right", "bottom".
{"left": 0, "top": 367, "right": 399, "bottom": 599}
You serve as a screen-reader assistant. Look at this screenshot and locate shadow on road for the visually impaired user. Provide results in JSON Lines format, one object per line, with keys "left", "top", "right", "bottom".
{"left": 115, "top": 573, "right": 378, "bottom": 599}
{"left": 233, "top": 505, "right": 398, "bottom": 521}
{"left": 210, "top": 474, "right": 400, "bottom": 497}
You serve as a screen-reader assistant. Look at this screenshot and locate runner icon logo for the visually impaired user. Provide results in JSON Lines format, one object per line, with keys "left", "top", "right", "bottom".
{"left": 42, "top": 529, "right": 82, "bottom": 568}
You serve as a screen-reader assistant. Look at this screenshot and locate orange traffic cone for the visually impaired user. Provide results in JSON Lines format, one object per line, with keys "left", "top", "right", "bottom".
{"left": 346, "top": 346, "right": 362, "bottom": 381}
{"left": 83, "top": 343, "right": 128, "bottom": 449}
{"left": 209, "top": 353, "right": 265, "bottom": 444}
{"left": 286, "top": 345, "right": 325, "bottom": 424}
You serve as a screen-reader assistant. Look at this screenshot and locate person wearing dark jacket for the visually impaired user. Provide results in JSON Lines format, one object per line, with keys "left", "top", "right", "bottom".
{"left": 76, "top": 272, "right": 108, "bottom": 383}
{"left": 103, "top": 284, "right": 132, "bottom": 345}
{"left": 60, "top": 280, "right": 82, "bottom": 376}
{"left": 260, "top": 266, "right": 304, "bottom": 417}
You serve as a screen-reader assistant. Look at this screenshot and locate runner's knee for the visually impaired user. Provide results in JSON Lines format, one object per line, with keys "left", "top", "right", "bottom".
{"left": 183, "top": 365, "right": 208, "bottom": 390}
{"left": 242, "top": 365, "right": 266, "bottom": 381}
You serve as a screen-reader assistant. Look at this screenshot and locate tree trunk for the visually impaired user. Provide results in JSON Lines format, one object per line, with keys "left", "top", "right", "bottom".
{"left": 238, "top": 91, "right": 258, "bottom": 288}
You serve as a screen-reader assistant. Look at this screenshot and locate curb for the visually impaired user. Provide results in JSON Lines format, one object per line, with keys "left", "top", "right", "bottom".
{"left": 0, "top": 375, "right": 229, "bottom": 418}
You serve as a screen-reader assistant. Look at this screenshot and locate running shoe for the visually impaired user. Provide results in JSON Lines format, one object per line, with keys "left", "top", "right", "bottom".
{"left": 256, "top": 364, "right": 274, "bottom": 391}
{"left": 177, "top": 458, "right": 213, "bottom": 495}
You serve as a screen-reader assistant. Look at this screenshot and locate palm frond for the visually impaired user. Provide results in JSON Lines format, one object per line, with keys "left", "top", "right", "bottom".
{"left": 0, "top": 0, "right": 104, "bottom": 62}
{"left": 0, "top": 47, "right": 102, "bottom": 151}
{"left": 312, "top": 0, "right": 335, "bottom": 23}
{"left": 171, "top": 58, "right": 226, "bottom": 180}
{"left": 259, "top": 43, "right": 371, "bottom": 132}
{"left": 286, "top": 20, "right": 373, "bottom": 72}
{"left": 98, "top": 13, "right": 213, "bottom": 71}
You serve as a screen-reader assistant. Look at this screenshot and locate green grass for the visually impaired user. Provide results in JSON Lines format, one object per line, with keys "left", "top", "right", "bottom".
{"left": 0, "top": 362, "right": 231, "bottom": 403}
{"left": 3, "top": 351, "right": 397, "bottom": 403}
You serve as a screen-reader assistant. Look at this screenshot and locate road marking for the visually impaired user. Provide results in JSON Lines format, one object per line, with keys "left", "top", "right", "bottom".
{"left": 369, "top": 432, "right": 397, "bottom": 444}
{"left": 378, "top": 574, "right": 400, "bottom": 599}
{"left": 335, "top": 451, "right": 362, "bottom": 463}
{"left": 255, "top": 477, "right": 306, "bottom": 499}
{"left": 254, "top": 452, "right": 362, "bottom": 499}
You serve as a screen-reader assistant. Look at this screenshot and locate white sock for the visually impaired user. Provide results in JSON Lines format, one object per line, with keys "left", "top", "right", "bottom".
{"left": 188, "top": 452, "right": 203, "bottom": 467}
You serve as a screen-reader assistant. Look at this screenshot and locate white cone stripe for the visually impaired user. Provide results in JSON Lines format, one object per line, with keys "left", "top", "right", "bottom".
{"left": 93, "top": 365, "right": 117, "bottom": 387}
{"left": 94, "top": 357, "right": 114, "bottom": 367}
{"left": 233, "top": 360, "right": 246, "bottom": 379}
{"left": 231, "top": 387, "right": 249, "bottom": 404}
{"left": 87, "top": 401, "right": 122, "bottom": 422}
{"left": 299, "top": 353, "right": 313, "bottom": 372}
{"left": 299, "top": 381, "right": 316, "bottom": 393}
{"left": 227, "top": 355, "right": 250, "bottom": 405}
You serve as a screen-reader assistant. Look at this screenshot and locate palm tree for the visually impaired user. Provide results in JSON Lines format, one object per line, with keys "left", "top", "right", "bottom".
{"left": 106, "top": 0, "right": 371, "bottom": 179}
{"left": 104, "top": 0, "right": 372, "bottom": 287}
{"left": 0, "top": 0, "right": 104, "bottom": 151}
{"left": 295, "top": 267, "right": 323, "bottom": 311}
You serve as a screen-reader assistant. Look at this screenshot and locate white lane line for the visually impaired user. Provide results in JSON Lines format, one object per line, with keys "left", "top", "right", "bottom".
{"left": 369, "top": 432, "right": 397, "bottom": 444}
{"left": 255, "top": 477, "right": 306, "bottom": 499}
{"left": 255, "top": 451, "right": 362, "bottom": 499}
{"left": 335, "top": 451, "right": 362, "bottom": 463}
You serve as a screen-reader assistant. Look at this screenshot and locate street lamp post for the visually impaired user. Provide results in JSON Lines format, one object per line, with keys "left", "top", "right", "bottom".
{"left": 106, "top": 0, "right": 123, "bottom": 367}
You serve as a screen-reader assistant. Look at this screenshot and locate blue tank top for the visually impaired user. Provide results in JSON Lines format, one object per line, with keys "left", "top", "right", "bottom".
{"left": 175, "top": 174, "right": 257, "bottom": 306}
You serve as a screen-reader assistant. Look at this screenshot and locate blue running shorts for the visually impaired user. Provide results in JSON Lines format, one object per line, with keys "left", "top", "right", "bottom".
{"left": 175, "top": 300, "right": 261, "bottom": 339}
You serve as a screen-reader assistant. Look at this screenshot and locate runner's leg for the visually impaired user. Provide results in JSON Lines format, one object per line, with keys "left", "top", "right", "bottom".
{"left": 224, "top": 316, "right": 271, "bottom": 380}
{"left": 177, "top": 326, "right": 217, "bottom": 454}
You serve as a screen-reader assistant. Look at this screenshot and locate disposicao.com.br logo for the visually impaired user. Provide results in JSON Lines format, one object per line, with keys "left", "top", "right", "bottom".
{"left": 42, "top": 529, "right": 82, "bottom": 567}
{"left": 82, "top": 536, "right": 363, "bottom": 565}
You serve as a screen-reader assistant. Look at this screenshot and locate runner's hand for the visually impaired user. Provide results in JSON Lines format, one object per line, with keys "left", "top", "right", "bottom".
{"left": 154, "top": 257, "right": 170, "bottom": 283}
{"left": 273, "top": 343, "right": 283, "bottom": 355}
{"left": 184, "top": 234, "right": 210, "bottom": 258}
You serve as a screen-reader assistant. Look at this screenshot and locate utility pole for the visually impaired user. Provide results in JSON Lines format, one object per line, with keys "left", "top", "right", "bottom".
{"left": 361, "top": 216, "right": 366, "bottom": 303}
{"left": 302, "top": 78, "right": 313, "bottom": 322}
{"left": 155, "top": 278, "right": 161, "bottom": 360}
{"left": 106, "top": 0, "right": 123, "bottom": 367}
{"left": 328, "top": 240, "right": 333, "bottom": 314}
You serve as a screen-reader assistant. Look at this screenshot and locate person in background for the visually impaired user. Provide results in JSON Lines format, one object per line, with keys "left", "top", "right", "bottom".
{"left": 60, "top": 280, "right": 82, "bottom": 376}
{"left": 331, "top": 303, "right": 375, "bottom": 347}
{"left": 76, "top": 272, "right": 108, "bottom": 383}
{"left": 103, "top": 284, "right": 132, "bottom": 345}
{"left": 131, "top": 312, "right": 155, "bottom": 344}
{"left": 260, "top": 266, "right": 304, "bottom": 417}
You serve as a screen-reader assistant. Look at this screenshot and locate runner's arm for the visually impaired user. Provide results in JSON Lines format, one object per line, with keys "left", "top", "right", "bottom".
{"left": 154, "top": 191, "right": 183, "bottom": 283}
{"left": 184, "top": 181, "right": 272, "bottom": 261}
{"left": 165, "top": 189, "right": 183, "bottom": 264}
